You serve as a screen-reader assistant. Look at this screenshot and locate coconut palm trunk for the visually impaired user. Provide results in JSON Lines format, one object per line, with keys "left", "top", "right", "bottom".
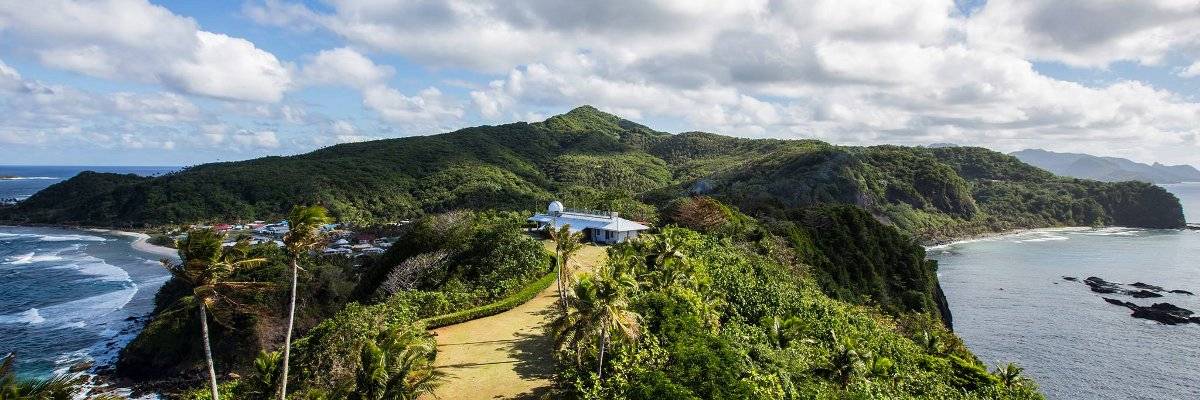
{"left": 596, "top": 323, "right": 609, "bottom": 380}
{"left": 200, "top": 302, "right": 220, "bottom": 400}
{"left": 278, "top": 258, "right": 299, "bottom": 399}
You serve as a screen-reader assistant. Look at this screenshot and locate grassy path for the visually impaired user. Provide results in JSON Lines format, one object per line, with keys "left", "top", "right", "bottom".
{"left": 426, "top": 243, "right": 607, "bottom": 400}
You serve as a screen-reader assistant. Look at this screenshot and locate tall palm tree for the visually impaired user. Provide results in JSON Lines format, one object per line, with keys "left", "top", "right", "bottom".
{"left": 350, "top": 327, "right": 443, "bottom": 400}
{"left": 166, "top": 228, "right": 268, "bottom": 400}
{"left": 278, "top": 205, "right": 332, "bottom": 400}
{"left": 548, "top": 224, "right": 584, "bottom": 313}
{"left": 552, "top": 271, "right": 640, "bottom": 381}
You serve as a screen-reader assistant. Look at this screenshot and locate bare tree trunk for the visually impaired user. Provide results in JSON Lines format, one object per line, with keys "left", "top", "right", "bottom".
{"left": 557, "top": 252, "right": 568, "bottom": 313}
{"left": 596, "top": 326, "right": 608, "bottom": 381}
{"left": 200, "top": 302, "right": 220, "bottom": 400}
{"left": 278, "top": 258, "right": 299, "bottom": 399}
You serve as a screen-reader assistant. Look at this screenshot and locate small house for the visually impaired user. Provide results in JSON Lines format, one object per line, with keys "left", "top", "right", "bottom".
{"left": 528, "top": 201, "right": 649, "bottom": 244}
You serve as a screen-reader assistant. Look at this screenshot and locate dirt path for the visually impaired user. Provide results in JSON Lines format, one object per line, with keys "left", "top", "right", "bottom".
{"left": 427, "top": 243, "right": 607, "bottom": 400}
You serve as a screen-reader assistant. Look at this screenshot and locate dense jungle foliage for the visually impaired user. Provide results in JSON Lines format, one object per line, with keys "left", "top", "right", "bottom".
{"left": 550, "top": 227, "right": 1042, "bottom": 399}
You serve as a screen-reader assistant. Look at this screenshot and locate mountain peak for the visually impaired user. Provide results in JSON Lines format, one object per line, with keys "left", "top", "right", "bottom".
{"left": 537, "top": 105, "right": 658, "bottom": 137}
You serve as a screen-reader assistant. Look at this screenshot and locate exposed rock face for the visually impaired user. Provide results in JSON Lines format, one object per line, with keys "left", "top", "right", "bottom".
{"left": 1101, "top": 297, "right": 1198, "bottom": 325}
{"left": 934, "top": 280, "right": 954, "bottom": 332}
{"left": 1169, "top": 289, "right": 1194, "bottom": 295}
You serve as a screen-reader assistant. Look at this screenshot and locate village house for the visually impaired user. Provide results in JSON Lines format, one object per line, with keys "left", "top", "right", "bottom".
{"left": 528, "top": 201, "right": 649, "bottom": 244}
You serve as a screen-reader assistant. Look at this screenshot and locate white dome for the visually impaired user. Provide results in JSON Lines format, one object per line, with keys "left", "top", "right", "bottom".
{"left": 548, "top": 200, "right": 564, "bottom": 213}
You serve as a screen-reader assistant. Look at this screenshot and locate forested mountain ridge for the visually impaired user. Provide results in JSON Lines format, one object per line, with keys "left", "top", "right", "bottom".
{"left": 1, "top": 106, "right": 1184, "bottom": 236}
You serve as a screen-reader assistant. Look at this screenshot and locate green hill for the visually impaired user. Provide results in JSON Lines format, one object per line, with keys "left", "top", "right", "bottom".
{"left": 2, "top": 106, "right": 1183, "bottom": 233}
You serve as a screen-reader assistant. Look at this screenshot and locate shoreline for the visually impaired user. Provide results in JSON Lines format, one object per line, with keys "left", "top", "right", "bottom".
{"left": 86, "top": 228, "right": 178, "bottom": 259}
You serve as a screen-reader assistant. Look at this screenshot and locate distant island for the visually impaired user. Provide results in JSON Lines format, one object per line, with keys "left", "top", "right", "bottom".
{"left": 0, "top": 175, "right": 19, "bottom": 180}
{"left": 1012, "top": 149, "right": 1200, "bottom": 184}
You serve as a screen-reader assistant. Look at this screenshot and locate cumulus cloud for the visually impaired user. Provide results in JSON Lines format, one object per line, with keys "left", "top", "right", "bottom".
{"left": 299, "top": 47, "right": 394, "bottom": 89}
{"left": 0, "top": 0, "right": 292, "bottom": 102}
{"left": 248, "top": 0, "right": 1200, "bottom": 163}
{"left": 297, "top": 47, "right": 464, "bottom": 125}
{"left": 965, "top": 0, "right": 1200, "bottom": 67}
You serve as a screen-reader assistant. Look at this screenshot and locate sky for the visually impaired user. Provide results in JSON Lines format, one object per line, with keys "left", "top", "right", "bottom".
{"left": 1, "top": 1, "right": 1199, "bottom": 167}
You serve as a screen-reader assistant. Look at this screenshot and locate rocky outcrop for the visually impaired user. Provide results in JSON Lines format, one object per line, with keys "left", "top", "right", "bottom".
{"left": 1081, "top": 276, "right": 1188, "bottom": 299}
{"left": 1101, "top": 297, "right": 1198, "bottom": 325}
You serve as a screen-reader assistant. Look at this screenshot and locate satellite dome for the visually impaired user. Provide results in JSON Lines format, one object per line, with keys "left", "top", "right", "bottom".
{"left": 548, "top": 200, "right": 564, "bottom": 213}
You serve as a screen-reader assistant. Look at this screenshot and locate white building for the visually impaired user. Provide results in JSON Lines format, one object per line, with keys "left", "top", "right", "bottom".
{"left": 528, "top": 201, "right": 649, "bottom": 244}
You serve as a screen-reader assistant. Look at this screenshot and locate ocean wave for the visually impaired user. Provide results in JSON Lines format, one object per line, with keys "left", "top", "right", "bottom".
{"left": 0, "top": 232, "right": 107, "bottom": 242}
{"left": 38, "top": 234, "right": 107, "bottom": 242}
{"left": 0, "top": 284, "right": 139, "bottom": 326}
{"left": 1013, "top": 234, "right": 1069, "bottom": 243}
{"left": 0, "top": 308, "right": 46, "bottom": 324}
{"left": 4, "top": 251, "right": 66, "bottom": 265}
{"left": 1074, "top": 227, "right": 1144, "bottom": 237}
{"left": 54, "top": 256, "right": 132, "bottom": 282}
{"left": 0, "top": 176, "right": 60, "bottom": 180}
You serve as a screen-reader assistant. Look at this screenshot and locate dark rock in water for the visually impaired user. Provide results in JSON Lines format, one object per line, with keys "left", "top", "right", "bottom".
{"left": 1121, "top": 302, "right": 1197, "bottom": 325}
{"left": 1102, "top": 297, "right": 1137, "bottom": 308}
{"left": 1131, "top": 308, "right": 1192, "bottom": 325}
{"left": 1130, "top": 282, "right": 1165, "bottom": 291}
{"left": 1063, "top": 276, "right": 1078, "bottom": 281}
{"left": 1084, "top": 277, "right": 1121, "bottom": 293}
{"left": 1101, "top": 298, "right": 1198, "bottom": 325}
{"left": 1169, "top": 289, "right": 1194, "bottom": 295}
{"left": 1129, "top": 290, "right": 1164, "bottom": 298}
{"left": 1148, "top": 303, "right": 1193, "bottom": 316}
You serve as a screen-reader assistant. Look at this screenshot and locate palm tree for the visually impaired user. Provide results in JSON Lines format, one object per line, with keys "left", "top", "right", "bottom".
{"left": 166, "top": 228, "right": 268, "bottom": 400}
{"left": 552, "top": 271, "right": 640, "bottom": 381}
{"left": 279, "top": 205, "right": 332, "bottom": 400}
{"left": 994, "top": 362, "right": 1028, "bottom": 388}
{"left": 548, "top": 224, "right": 584, "bottom": 313}
{"left": 350, "top": 327, "right": 443, "bottom": 400}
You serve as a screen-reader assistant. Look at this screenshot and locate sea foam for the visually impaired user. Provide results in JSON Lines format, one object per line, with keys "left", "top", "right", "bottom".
{"left": 0, "top": 308, "right": 46, "bottom": 324}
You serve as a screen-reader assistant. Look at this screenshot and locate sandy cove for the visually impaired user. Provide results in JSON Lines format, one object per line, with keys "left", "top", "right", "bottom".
{"left": 86, "top": 228, "right": 179, "bottom": 259}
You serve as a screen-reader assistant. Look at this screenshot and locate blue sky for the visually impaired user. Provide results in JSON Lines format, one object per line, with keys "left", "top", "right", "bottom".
{"left": 1, "top": 0, "right": 1199, "bottom": 166}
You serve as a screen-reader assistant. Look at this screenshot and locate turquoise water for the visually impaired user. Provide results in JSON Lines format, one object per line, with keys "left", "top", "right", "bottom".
{"left": 0, "top": 226, "right": 171, "bottom": 377}
{"left": 930, "top": 184, "right": 1200, "bottom": 399}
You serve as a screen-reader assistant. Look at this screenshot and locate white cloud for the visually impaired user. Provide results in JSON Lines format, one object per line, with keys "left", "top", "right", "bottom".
{"left": 1180, "top": 61, "right": 1200, "bottom": 78}
{"left": 0, "top": 0, "right": 292, "bottom": 102}
{"left": 964, "top": 0, "right": 1200, "bottom": 68}
{"left": 233, "top": 129, "right": 280, "bottom": 149}
{"left": 363, "top": 86, "right": 464, "bottom": 124}
{"left": 299, "top": 47, "right": 394, "bottom": 89}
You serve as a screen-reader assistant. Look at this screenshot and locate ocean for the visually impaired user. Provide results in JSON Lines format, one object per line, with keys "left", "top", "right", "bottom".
{"left": 0, "top": 166, "right": 178, "bottom": 378}
{"left": 929, "top": 182, "right": 1200, "bottom": 400}
{"left": 0, "top": 226, "right": 172, "bottom": 377}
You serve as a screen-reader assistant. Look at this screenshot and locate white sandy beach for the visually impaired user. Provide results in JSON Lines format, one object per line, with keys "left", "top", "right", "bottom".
{"left": 87, "top": 229, "right": 178, "bottom": 259}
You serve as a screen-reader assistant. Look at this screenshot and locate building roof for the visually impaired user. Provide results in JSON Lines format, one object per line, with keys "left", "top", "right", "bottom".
{"left": 528, "top": 211, "right": 649, "bottom": 233}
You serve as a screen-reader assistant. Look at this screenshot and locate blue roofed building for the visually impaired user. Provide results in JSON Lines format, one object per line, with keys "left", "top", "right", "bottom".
{"left": 528, "top": 201, "right": 649, "bottom": 244}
